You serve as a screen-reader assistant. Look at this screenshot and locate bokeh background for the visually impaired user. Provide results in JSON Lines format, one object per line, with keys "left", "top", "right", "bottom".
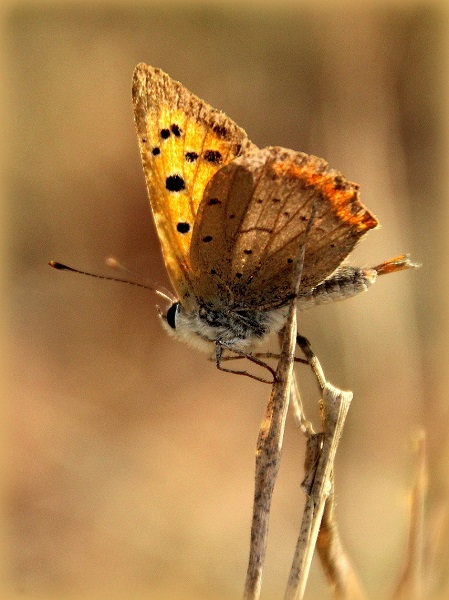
{"left": 3, "top": 1, "right": 449, "bottom": 599}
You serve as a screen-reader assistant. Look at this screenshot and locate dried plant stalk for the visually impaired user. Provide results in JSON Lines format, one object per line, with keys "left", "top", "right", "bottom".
{"left": 392, "top": 431, "right": 427, "bottom": 600}
{"left": 243, "top": 299, "right": 298, "bottom": 600}
{"left": 289, "top": 370, "right": 315, "bottom": 437}
{"left": 285, "top": 382, "right": 353, "bottom": 600}
{"left": 316, "top": 485, "right": 368, "bottom": 600}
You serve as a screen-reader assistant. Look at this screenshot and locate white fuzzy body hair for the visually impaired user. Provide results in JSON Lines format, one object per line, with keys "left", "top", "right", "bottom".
{"left": 160, "top": 303, "right": 288, "bottom": 353}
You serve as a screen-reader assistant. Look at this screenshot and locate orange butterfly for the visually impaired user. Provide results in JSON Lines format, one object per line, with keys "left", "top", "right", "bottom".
{"left": 131, "top": 63, "right": 416, "bottom": 376}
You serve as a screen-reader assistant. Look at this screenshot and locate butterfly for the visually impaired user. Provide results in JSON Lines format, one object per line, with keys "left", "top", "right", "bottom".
{"left": 130, "top": 63, "right": 416, "bottom": 379}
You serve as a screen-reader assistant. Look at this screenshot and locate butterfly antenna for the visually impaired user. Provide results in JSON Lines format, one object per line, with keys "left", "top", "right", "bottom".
{"left": 104, "top": 256, "right": 175, "bottom": 301}
{"left": 48, "top": 260, "right": 175, "bottom": 303}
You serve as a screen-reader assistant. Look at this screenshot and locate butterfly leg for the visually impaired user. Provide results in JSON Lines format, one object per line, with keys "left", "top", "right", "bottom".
{"left": 213, "top": 337, "right": 324, "bottom": 387}
{"left": 214, "top": 342, "right": 277, "bottom": 384}
{"left": 218, "top": 352, "right": 308, "bottom": 365}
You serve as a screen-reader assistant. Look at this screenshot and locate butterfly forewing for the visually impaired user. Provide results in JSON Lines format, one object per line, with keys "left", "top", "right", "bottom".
{"left": 132, "top": 63, "right": 256, "bottom": 308}
{"left": 190, "top": 147, "right": 378, "bottom": 310}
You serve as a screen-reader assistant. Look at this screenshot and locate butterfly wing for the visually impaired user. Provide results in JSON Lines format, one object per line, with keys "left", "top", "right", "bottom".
{"left": 132, "top": 63, "right": 256, "bottom": 309}
{"left": 189, "top": 147, "right": 378, "bottom": 310}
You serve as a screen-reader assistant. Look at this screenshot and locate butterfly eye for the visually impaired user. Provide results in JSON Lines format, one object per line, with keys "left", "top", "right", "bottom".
{"left": 165, "top": 302, "right": 180, "bottom": 330}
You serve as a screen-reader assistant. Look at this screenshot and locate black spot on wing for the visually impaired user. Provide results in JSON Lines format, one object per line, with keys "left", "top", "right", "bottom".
{"left": 177, "top": 222, "right": 190, "bottom": 234}
{"left": 170, "top": 124, "right": 182, "bottom": 136}
{"left": 160, "top": 129, "right": 170, "bottom": 139}
{"left": 333, "top": 175, "right": 344, "bottom": 190}
{"left": 204, "top": 150, "right": 223, "bottom": 164}
{"left": 185, "top": 151, "right": 199, "bottom": 162}
{"left": 166, "top": 175, "right": 185, "bottom": 192}
{"left": 152, "top": 147, "right": 160, "bottom": 156}
{"left": 212, "top": 124, "right": 228, "bottom": 138}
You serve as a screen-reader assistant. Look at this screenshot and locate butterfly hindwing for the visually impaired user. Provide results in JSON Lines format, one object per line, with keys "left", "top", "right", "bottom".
{"left": 132, "top": 63, "right": 256, "bottom": 308}
{"left": 190, "top": 147, "right": 378, "bottom": 310}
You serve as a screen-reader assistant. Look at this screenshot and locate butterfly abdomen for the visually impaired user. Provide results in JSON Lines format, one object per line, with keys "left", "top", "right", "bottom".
{"left": 297, "top": 266, "right": 377, "bottom": 309}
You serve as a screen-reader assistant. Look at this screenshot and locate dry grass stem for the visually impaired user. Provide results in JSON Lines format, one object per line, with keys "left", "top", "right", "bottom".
{"left": 288, "top": 340, "right": 364, "bottom": 598}
{"left": 243, "top": 298, "right": 298, "bottom": 600}
{"left": 289, "top": 372, "right": 315, "bottom": 436}
{"left": 296, "top": 335, "right": 327, "bottom": 390}
{"left": 285, "top": 382, "right": 353, "bottom": 600}
{"left": 392, "top": 431, "right": 427, "bottom": 600}
{"left": 426, "top": 501, "right": 449, "bottom": 600}
{"left": 316, "top": 485, "right": 368, "bottom": 600}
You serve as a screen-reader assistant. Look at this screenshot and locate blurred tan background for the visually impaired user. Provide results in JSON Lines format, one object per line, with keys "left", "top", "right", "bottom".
{"left": 3, "top": 0, "right": 449, "bottom": 599}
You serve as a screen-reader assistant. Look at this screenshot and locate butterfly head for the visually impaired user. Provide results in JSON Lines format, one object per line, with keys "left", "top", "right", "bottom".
{"left": 158, "top": 300, "right": 214, "bottom": 352}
